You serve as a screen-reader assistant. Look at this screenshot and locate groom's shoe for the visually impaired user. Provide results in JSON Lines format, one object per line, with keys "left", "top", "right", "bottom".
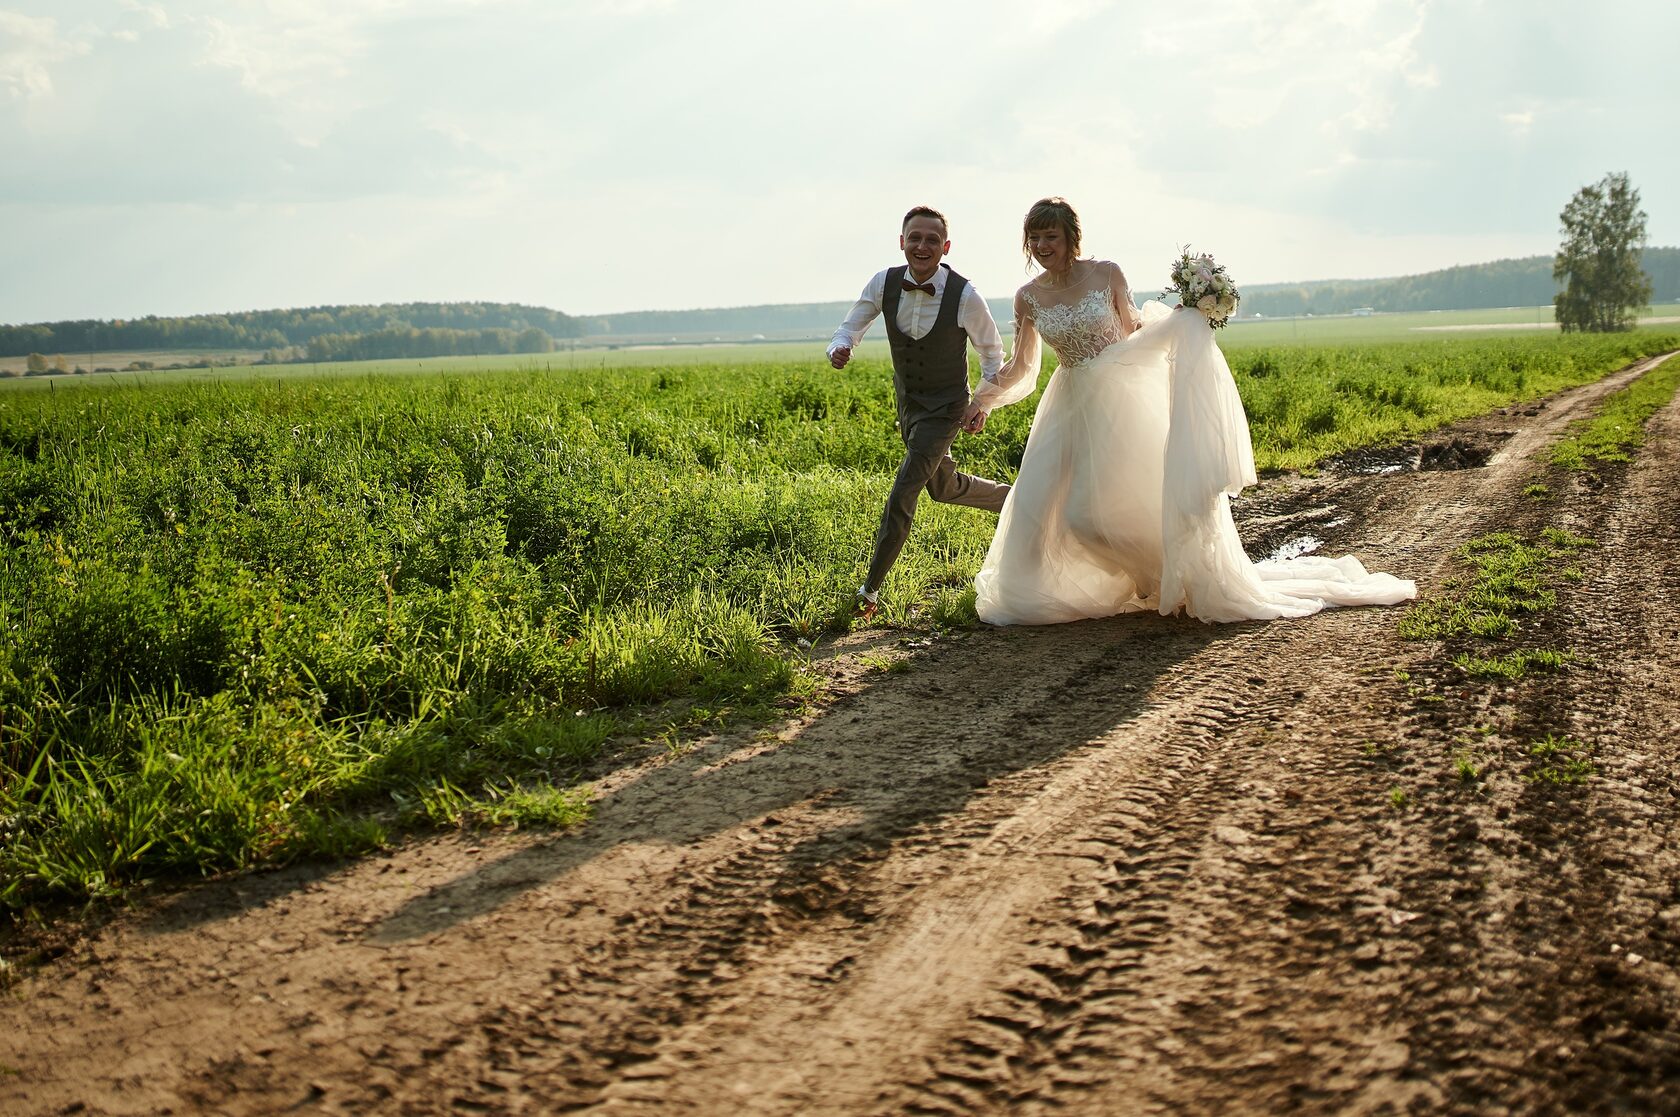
{"left": 854, "top": 590, "right": 880, "bottom": 623}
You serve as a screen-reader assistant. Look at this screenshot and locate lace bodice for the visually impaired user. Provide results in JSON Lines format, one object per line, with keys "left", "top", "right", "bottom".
{"left": 969, "top": 260, "right": 1143, "bottom": 412}
{"left": 1022, "top": 287, "right": 1126, "bottom": 367}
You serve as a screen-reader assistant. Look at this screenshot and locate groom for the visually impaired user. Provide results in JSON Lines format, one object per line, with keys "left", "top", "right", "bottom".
{"left": 828, "top": 205, "right": 1012, "bottom": 620}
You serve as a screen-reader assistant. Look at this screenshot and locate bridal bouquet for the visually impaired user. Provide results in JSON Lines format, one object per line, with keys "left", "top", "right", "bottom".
{"left": 1165, "top": 248, "right": 1239, "bottom": 328}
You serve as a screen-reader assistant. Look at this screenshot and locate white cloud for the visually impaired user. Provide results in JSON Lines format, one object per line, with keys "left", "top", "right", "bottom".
{"left": 0, "top": 11, "right": 85, "bottom": 101}
{"left": 194, "top": 9, "right": 373, "bottom": 143}
{"left": 116, "top": 0, "right": 169, "bottom": 29}
{"left": 1021, "top": 0, "right": 1111, "bottom": 36}
{"left": 1319, "top": 5, "right": 1432, "bottom": 143}
{"left": 569, "top": 0, "right": 678, "bottom": 12}
{"left": 1404, "top": 63, "right": 1439, "bottom": 89}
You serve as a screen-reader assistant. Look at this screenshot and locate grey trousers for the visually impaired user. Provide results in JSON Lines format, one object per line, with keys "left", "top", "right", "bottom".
{"left": 865, "top": 410, "right": 1011, "bottom": 593}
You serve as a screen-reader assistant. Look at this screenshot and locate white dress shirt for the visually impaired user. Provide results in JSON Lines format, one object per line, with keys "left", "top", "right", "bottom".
{"left": 827, "top": 264, "right": 1006, "bottom": 389}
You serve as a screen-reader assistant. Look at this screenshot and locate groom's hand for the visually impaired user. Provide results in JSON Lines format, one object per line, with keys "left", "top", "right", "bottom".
{"left": 961, "top": 401, "right": 989, "bottom": 433}
{"left": 829, "top": 346, "right": 851, "bottom": 370}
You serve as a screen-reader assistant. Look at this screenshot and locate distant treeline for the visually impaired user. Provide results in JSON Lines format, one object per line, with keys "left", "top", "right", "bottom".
{"left": 7, "top": 251, "right": 1679, "bottom": 363}
{"left": 1239, "top": 247, "right": 1680, "bottom": 318}
{"left": 302, "top": 326, "right": 556, "bottom": 363}
{"left": 0, "top": 301, "right": 583, "bottom": 359}
{"left": 577, "top": 248, "right": 1680, "bottom": 338}
{"left": 575, "top": 302, "right": 859, "bottom": 341}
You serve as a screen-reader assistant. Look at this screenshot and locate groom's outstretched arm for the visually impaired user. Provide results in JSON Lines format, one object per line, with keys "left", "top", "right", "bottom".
{"left": 958, "top": 283, "right": 1005, "bottom": 383}
{"left": 828, "top": 271, "right": 887, "bottom": 370}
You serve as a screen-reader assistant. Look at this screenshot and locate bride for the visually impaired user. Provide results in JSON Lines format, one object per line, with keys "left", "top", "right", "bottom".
{"left": 963, "top": 197, "right": 1416, "bottom": 625}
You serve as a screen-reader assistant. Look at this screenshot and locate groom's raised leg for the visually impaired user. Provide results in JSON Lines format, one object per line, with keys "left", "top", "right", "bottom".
{"left": 925, "top": 454, "right": 1010, "bottom": 513}
{"left": 863, "top": 418, "right": 958, "bottom": 593}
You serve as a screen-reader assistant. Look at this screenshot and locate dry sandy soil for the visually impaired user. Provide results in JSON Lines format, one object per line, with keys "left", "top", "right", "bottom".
{"left": 4, "top": 354, "right": 1679, "bottom": 1116}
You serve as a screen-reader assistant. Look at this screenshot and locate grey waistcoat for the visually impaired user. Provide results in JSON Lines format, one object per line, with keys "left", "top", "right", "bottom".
{"left": 883, "top": 265, "right": 971, "bottom": 418}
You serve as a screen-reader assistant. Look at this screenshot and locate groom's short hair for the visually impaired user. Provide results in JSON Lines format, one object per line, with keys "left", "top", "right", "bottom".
{"left": 902, "top": 206, "right": 949, "bottom": 237}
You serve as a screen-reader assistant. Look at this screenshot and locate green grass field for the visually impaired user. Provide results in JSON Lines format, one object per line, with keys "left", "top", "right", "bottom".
{"left": 3, "top": 326, "right": 1678, "bottom": 914}
{"left": 1222, "top": 302, "right": 1680, "bottom": 347}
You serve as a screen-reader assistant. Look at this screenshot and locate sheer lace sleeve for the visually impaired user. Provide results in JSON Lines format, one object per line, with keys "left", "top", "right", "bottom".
{"left": 1107, "top": 261, "right": 1142, "bottom": 336}
{"left": 971, "top": 288, "right": 1043, "bottom": 410}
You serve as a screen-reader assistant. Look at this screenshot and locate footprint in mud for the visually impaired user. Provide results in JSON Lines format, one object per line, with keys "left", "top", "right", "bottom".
{"left": 1575, "top": 470, "right": 1606, "bottom": 492}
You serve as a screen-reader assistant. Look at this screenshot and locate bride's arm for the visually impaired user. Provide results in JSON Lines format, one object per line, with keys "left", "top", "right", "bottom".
{"left": 969, "top": 289, "right": 1043, "bottom": 412}
{"left": 1107, "top": 261, "right": 1142, "bottom": 336}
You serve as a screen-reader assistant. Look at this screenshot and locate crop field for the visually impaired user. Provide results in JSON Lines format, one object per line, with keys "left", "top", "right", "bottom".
{"left": 1222, "top": 302, "right": 1680, "bottom": 346}
{"left": 3, "top": 326, "right": 1678, "bottom": 914}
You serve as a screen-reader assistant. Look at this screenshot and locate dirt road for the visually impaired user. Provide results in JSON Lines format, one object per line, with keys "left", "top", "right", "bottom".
{"left": 5, "top": 356, "right": 1679, "bottom": 1116}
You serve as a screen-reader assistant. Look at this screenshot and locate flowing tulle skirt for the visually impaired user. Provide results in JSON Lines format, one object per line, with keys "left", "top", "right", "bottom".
{"left": 974, "top": 305, "right": 1416, "bottom": 625}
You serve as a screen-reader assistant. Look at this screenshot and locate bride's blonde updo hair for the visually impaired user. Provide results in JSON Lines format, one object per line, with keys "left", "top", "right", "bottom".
{"left": 1022, "top": 196, "right": 1082, "bottom": 262}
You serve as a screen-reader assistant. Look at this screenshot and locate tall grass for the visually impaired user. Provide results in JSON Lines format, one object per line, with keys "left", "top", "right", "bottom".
{"left": 1230, "top": 332, "right": 1680, "bottom": 470}
{"left": 1549, "top": 352, "right": 1680, "bottom": 469}
{"left": 2, "top": 330, "right": 1676, "bottom": 911}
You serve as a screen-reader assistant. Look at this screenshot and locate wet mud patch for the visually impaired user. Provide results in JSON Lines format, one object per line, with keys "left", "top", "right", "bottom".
{"left": 1233, "top": 497, "right": 1351, "bottom": 566}
{"left": 1325, "top": 442, "right": 1420, "bottom": 477}
{"left": 1323, "top": 405, "right": 1528, "bottom": 479}
{"left": 1418, "top": 430, "right": 1512, "bottom": 471}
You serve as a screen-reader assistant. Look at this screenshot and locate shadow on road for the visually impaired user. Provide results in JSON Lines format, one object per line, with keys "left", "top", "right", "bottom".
{"left": 369, "top": 612, "right": 1234, "bottom": 941}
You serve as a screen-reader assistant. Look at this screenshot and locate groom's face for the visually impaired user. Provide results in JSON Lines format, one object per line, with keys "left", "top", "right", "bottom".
{"left": 900, "top": 216, "right": 950, "bottom": 282}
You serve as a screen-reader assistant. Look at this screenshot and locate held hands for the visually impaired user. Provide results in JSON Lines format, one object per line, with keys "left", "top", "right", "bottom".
{"left": 960, "top": 400, "right": 989, "bottom": 434}
{"left": 829, "top": 345, "right": 852, "bottom": 370}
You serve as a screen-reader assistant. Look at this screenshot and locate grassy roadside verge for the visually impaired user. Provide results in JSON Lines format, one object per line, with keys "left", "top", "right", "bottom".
{"left": 1550, "top": 352, "right": 1680, "bottom": 470}
{"left": 1391, "top": 349, "right": 1680, "bottom": 799}
{"left": 1235, "top": 332, "right": 1680, "bottom": 472}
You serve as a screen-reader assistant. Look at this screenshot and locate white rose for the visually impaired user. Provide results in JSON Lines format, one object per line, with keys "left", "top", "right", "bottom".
{"left": 1217, "top": 295, "right": 1237, "bottom": 316}
{"left": 1197, "top": 293, "right": 1219, "bottom": 315}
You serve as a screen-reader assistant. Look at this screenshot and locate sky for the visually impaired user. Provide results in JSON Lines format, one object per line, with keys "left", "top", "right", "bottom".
{"left": 2, "top": 0, "right": 1677, "bottom": 324}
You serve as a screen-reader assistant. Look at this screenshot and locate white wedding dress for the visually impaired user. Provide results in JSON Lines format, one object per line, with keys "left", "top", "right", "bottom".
{"left": 973, "top": 261, "right": 1416, "bottom": 625}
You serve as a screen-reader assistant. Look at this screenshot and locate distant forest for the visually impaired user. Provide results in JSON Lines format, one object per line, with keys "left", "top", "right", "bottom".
{"left": 5, "top": 249, "right": 1677, "bottom": 361}
{"left": 1238, "top": 247, "right": 1680, "bottom": 319}
{"left": 579, "top": 247, "right": 1680, "bottom": 340}
{"left": 0, "top": 302, "right": 583, "bottom": 361}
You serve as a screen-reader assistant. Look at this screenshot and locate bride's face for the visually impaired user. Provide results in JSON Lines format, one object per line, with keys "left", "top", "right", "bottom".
{"left": 1028, "top": 226, "right": 1070, "bottom": 274}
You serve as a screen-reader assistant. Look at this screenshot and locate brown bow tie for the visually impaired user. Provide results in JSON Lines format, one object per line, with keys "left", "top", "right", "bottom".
{"left": 901, "top": 280, "right": 937, "bottom": 296}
